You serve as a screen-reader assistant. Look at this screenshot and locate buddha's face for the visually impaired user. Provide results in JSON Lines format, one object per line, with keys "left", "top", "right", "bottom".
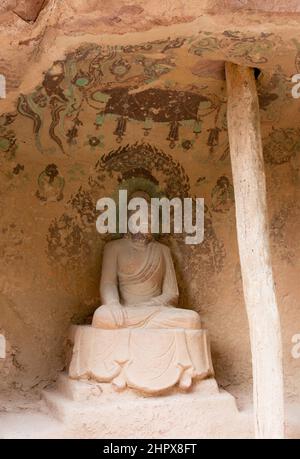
{"left": 128, "top": 190, "right": 153, "bottom": 241}
{"left": 135, "top": 210, "right": 152, "bottom": 239}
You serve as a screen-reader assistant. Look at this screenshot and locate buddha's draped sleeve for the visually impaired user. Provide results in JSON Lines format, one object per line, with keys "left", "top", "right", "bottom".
{"left": 158, "top": 245, "right": 179, "bottom": 306}
{"left": 100, "top": 241, "right": 120, "bottom": 305}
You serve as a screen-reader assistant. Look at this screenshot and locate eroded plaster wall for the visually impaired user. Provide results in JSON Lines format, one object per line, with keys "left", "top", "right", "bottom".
{"left": 0, "top": 28, "right": 299, "bottom": 404}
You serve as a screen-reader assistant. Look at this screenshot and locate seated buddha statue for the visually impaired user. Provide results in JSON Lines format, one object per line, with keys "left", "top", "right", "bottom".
{"left": 69, "top": 192, "right": 213, "bottom": 393}
{"left": 92, "top": 193, "right": 201, "bottom": 331}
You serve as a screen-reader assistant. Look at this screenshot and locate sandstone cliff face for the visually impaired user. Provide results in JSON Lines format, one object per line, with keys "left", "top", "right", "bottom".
{"left": 0, "top": 0, "right": 48, "bottom": 20}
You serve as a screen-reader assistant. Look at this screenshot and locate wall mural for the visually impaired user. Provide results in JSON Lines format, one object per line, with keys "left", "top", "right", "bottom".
{"left": 270, "top": 201, "right": 300, "bottom": 265}
{"left": 0, "top": 114, "right": 18, "bottom": 161}
{"left": 189, "top": 30, "right": 285, "bottom": 65}
{"left": 0, "top": 30, "right": 299, "bottom": 309}
{"left": 36, "top": 164, "right": 65, "bottom": 202}
{"left": 13, "top": 39, "right": 227, "bottom": 157}
{"left": 264, "top": 128, "right": 300, "bottom": 165}
{"left": 1, "top": 26, "right": 300, "bottom": 394}
{"left": 47, "top": 142, "right": 226, "bottom": 308}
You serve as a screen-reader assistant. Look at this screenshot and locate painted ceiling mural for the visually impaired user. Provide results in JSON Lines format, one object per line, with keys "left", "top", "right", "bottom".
{"left": 0, "top": 29, "right": 297, "bottom": 161}
{"left": 14, "top": 38, "right": 227, "bottom": 157}
{"left": 0, "top": 29, "right": 299, "bottom": 310}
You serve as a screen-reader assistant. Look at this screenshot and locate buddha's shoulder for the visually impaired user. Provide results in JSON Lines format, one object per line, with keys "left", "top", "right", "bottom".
{"left": 103, "top": 238, "right": 125, "bottom": 252}
{"left": 153, "top": 240, "right": 171, "bottom": 254}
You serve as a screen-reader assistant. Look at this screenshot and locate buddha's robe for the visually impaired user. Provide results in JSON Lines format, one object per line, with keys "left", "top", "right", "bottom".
{"left": 92, "top": 239, "right": 201, "bottom": 330}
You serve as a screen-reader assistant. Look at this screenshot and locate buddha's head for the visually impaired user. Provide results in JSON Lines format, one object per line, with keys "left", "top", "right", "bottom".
{"left": 129, "top": 190, "right": 151, "bottom": 202}
{"left": 127, "top": 190, "right": 154, "bottom": 242}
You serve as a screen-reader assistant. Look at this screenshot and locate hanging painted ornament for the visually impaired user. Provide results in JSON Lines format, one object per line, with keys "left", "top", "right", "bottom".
{"left": 114, "top": 116, "right": 127, "bottom": 143}
{"left": 143, "top": 117, "right": 153, "bottom": 136}
{"left": 207, "top": 127, "right": 221, "bottom": 148}
{"left": 94, "top": 112, "right": 105, "bottom": 129}
{"left": 193, "top": 119, "right": 203, "bottom": 138}
{"left": 167, "top": 121, "right": 180, "bottom": 149}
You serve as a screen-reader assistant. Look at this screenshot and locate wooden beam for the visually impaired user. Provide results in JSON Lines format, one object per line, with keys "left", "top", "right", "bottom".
{"left": 225, "top": 62, "right": 285, "bottom": 439}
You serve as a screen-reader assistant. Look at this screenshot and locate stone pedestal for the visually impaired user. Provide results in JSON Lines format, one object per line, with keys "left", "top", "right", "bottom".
{"left": 42, "top": 374, "right": 252, "bottom": 439}
{"left": 42, "top": 325, "right": 251, "bottom": 438}
{"left": 69, "top": 325, "right": 214, "bottom": 394}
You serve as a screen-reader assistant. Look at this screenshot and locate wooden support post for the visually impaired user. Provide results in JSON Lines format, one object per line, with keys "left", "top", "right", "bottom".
{"left": 225, "top": 62, "right": 285, "bottom": 439}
